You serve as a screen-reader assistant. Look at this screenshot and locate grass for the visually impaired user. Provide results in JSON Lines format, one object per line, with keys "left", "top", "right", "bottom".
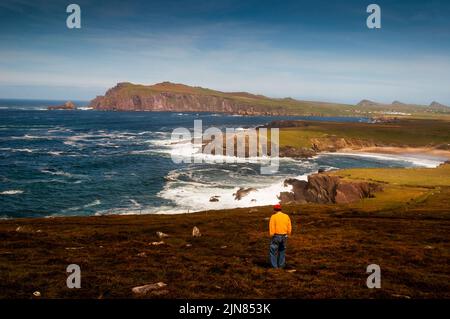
{"left": 333, "top": 164, "right": 450, "bottom": 187}
{"left": 0, "top": 165, "right": 449, "bottom": 299}
{"left": 278, "top": 118, "right": 450, "bottom": 149}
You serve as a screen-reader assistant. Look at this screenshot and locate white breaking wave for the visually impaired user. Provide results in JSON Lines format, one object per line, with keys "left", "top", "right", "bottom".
{"left": 157, "top": 170, "right": 311, "bottom": 213}
{"left": 40, "top": 169, "right": 87, "bottom": 179}
{"left": 1, "top": 190, "right": 24, "bottom": 195}
{"left": 48, "top": 151, "right": 63, "bottom": 156}
{"left": 64, "top": 199, "right": 101, "bottom": 212}
{"left": 129, "top": 199, "right": 142, "bottom": 208}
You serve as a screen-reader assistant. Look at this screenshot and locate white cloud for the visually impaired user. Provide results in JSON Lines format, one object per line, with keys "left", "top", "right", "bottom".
{"left": 1, "top": 26, "right": 449, "bottom": 104}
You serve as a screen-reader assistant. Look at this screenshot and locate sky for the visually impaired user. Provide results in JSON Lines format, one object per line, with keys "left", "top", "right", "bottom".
{"left": 0, "top": 0, "right": 449, "bottom": 104}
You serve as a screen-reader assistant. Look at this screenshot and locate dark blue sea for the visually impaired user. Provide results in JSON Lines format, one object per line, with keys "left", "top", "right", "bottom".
{"left": 0, "top": 99, "right": 442, "bottom": 219}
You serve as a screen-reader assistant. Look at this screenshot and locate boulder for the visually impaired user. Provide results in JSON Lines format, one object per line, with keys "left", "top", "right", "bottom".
{"left": 209, "top": 196, "right": 220, "bottom": 202}
{"left": 156, "top": 231, "right": 169, "bottom": 239}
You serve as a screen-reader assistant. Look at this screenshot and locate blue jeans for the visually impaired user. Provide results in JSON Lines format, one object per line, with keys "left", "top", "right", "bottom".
{"left": 269, "top": 235, "right": 287, "bottom": 268}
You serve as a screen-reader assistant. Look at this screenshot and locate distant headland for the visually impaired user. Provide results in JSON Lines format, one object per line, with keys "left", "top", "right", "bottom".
{"left": 88, "top": 81, "right": 450, "bottom": 117}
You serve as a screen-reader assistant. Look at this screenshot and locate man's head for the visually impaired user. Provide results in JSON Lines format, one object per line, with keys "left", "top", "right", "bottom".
{"left": 273, "top": 203, "right": 282, "bottom": 212}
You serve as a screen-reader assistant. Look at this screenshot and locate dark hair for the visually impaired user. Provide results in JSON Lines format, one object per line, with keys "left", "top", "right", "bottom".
{"left": 274, "top": 207, "right": 282, "bottom": 212}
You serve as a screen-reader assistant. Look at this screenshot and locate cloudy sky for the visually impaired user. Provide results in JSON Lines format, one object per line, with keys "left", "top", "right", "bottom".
{"left": 0, "top": 0, "right": 449, "bottom": 104}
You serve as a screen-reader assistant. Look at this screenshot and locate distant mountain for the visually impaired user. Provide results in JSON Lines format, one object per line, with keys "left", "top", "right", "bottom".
{"left": 89, "top": 82, "right": 450, "bottom": 116}
{"left": 356, "top": 99, "right": 450, "bottom": 115}
{"left": 429, "top": 101, "right": 449, "bottom": 111}
{"left": 356, "top": 99, "right": 380, "bottom": 108}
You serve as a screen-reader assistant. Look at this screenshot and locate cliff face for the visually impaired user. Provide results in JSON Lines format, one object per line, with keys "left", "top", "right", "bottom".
{"left": 89, "top": 82, "right": 286, "bottom": 115}
{"left": 279, "top": 173, "right": 382, "bottom": 204}
{"left": 89, "top": 82, "right": 450, "bottom": 115}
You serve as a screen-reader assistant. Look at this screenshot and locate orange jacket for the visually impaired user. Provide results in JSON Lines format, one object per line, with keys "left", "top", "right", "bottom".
{"left": 269, "top": 211, "right": 292, "bottom": 236}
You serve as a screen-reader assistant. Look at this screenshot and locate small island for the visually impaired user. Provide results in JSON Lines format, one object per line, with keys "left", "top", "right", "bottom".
{"left": 47, "top": 101, "right": 77, "bottom": 111}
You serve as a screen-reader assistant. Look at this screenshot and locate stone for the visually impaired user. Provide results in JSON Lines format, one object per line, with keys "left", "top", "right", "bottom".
{"left": 209, "top": 196, "right": 220, "bottom": 202}
{"left": 192, "top": 226, "right": 201, "bottom": 237}
{"left": 132, "top": 282, "right": 167, "bottom": 295}
{"left": 156, "top": 231, "right": 169, "bottom": 239}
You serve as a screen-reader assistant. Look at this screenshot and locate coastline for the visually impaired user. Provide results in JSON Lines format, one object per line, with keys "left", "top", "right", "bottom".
{"left": 1, "top": 163, "right": 449, "bottom": 298}
{"left": 335, "top": 146, "right": 450, "bottom": 160}
{"left": 1, "top": 151, "right": 447, "bottom": 221}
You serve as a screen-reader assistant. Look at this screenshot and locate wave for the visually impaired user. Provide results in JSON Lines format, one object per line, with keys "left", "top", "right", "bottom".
{"left": 0, "top": 148, "right": 37, "bottom": 153}
{"left": 40, "top": 169, "right": 87, "bottom": 179}
{"left": 48, "top": 151, "right": 63, "bottom": 156}
{"left": 0, "top": 190, "right": 24, "bottom": 195}
{"left": 158, "top": 178, "right": 290, "bottom": 212}
{"left": 64, "top": 199, "right": 101, "bottom": 212}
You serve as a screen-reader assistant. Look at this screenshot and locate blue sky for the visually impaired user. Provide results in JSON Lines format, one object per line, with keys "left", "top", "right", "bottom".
{"left": 0, "top": 0, "right": 449, "bottom": 104}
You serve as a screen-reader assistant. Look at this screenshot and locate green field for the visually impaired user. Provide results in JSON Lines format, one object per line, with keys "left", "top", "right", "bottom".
{"left": 277, "top": 118, "right": 450, "bottom": 150}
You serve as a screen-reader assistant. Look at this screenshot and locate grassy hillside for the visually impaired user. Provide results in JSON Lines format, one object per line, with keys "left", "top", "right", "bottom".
{"left": 0, "top": 165, "right": 449, "bottom": 298}
{"left": 277, "top": 118, "right": 450, "bottom": 150}
{"left": 96, "top": 82, "right": 450, "bottom": 118}
{"left": 333, "top": 164, "right": 450, "bottom": 187}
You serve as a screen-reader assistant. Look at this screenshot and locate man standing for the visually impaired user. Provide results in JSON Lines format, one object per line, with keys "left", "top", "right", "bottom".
{"left": 269, "top": 204, "right": 292, "bottom": 268}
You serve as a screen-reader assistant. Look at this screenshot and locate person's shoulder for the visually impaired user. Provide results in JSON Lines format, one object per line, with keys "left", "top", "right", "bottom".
{"left": 281, "top": 212, "right": 291, "bottom": 218}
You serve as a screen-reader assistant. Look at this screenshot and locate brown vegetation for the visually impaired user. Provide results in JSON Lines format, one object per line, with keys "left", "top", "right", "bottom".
{"left": 0, "top": 181, "right": 449, "bottom": 299}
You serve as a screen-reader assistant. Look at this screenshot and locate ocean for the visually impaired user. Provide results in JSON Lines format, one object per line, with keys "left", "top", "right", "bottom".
{"left": 0, "top": 99, "right": 444, "bottom": 219}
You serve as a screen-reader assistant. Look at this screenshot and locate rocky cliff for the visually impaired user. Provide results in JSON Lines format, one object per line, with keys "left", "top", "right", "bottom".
{"left": 89, "top": 82, "right": 288, "bottom": 115}
{"left": 279, "top": 173, "right": 382, "bottom": 204}
{"left": 89, "top": 82, "right": 450, "bottom": 116}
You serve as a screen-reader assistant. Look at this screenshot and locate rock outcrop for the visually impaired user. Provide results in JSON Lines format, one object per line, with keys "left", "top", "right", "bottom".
{"left": 279, "top": 173, "right": 382, "bottom": 204}
{"left": 47, "top": 101, "right": 76, "bottom": 110}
